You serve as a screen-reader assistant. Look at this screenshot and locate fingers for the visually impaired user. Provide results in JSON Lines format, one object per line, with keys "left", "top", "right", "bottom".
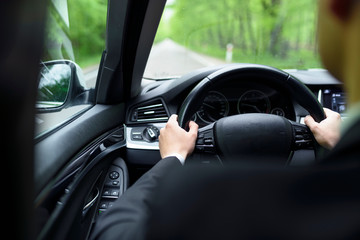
{"left": 304, "top": 115, "right": 318, "bottom": 130}
{"left": 323, "top": 108, "right": 341, "bottom": 119}
{"left": 304, "top": 108, "right": 341, "bottom": 149}
{"left": 165, "top": 114, "right": 179, "bottom": 129}
{"left": 323, "top": 107, "right": 337, "bottom": 116}
{"left": 159, "top": 115, "right": 199, "bottom": 161}
{"left": 166, "top": 114, "right": 198, "bottom": 136}
{"left": 323, "top": 107, "right": 335, "bottom": 118}
{"left": 323, "top": 107, "right": 332, "bottom": 117}
{"left": 167, "top": 115, "right": 198, "bottom": 134}
{"left": 168, "top": 114, "right": 178, "bottom": 125}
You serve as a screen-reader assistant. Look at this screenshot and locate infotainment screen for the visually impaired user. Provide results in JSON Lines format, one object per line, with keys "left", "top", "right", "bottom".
{"left": 323, "top": 89, "right": 347, "bottom": 116}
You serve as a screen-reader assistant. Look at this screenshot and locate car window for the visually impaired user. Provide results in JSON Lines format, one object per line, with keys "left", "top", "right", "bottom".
{"left": 35, "top": 0, "right": 107, "bottom": 137}
{"left": 144, "top": 0, "right": 321, "bottom": 80}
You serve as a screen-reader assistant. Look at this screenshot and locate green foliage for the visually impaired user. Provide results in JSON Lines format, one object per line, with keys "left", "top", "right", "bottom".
{"left": 38, "top": 76, "right": 70, "bottom": 103}
{"left": 43, "top": 0, "right": 107, "bottom": 68}
{"left": 68, "top": 0, "right": 107, "bottom": 66}
{"left": 166, "top": 0, "right": 321, "bottom": 69}
{"left": 43, "top": 0, "right": 321, "bottom": 71}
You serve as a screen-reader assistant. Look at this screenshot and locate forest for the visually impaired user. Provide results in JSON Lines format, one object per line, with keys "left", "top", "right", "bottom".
{"left": 158, "top": 0, "right": 321, "bottom": 69}
{"left": 44, "top": 0, "right": 322, "bottom": 70}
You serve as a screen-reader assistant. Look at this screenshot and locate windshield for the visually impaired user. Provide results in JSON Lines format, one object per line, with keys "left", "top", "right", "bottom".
{"left": 144, "top": 0, "right": 321, "bottom": 80}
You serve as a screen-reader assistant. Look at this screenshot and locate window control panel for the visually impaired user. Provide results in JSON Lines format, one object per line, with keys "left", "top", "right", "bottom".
{"left": 98, "top": 158, "right": 128, "bottom": 214}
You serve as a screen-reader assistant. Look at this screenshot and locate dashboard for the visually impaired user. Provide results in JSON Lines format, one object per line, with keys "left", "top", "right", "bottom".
{"left": 322, "top": 87, "right": 347, "bottom": 116}
{"left": 124, "top": 66, "right": 346, "bottom": 166}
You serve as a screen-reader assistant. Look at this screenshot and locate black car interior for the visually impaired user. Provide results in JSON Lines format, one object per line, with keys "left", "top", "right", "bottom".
{"left": 2, "top": 0, "right": 347, "bottom": 239}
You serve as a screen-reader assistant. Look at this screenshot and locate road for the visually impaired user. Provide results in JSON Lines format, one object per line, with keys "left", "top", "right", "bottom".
{"left": 83, "top": 38, "right": 226, "bottom": 84}
{"left": 83, "top": 65, "right": 99, "bottom": 88}
{"left": 35, "top": 39, "right": 225, "bottom": 136}
{"left": 144, "top": 38, "right": 226, "bottom": 79}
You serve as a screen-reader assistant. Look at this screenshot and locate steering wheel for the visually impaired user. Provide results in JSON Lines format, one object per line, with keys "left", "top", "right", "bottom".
{"left": 178, "top": 64, "right": 326, "bottom": 163}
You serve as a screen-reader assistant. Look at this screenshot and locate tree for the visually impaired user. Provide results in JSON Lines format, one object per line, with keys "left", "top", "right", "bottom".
{"left": 167, "top": 0, "right": 320, "bottom": 69}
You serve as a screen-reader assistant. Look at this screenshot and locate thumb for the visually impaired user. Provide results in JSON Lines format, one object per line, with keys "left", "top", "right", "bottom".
{"left": 188, "top": 121, "right": 199, "bottom": 135}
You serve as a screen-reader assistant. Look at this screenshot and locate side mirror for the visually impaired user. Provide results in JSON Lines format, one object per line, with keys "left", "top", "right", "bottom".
{"left": 36, "top": 60, "right": 94, "bottom": 112}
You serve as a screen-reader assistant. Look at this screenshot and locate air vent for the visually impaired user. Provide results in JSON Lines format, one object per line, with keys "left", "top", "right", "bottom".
{"left": 131, "top": 101, "right": 169, "bottom": 122}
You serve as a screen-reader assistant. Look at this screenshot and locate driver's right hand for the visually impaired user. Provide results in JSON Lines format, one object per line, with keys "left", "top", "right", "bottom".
{"left": 305, "top": 108, "right": 342, "bottom": 149}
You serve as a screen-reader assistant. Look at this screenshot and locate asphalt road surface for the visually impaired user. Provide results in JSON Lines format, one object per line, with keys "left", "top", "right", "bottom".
{"left": 144, "top": 38, "right": 226, "bottom": 79}
{"left": 35, "top": 39, "right": 226, "bottom": 136}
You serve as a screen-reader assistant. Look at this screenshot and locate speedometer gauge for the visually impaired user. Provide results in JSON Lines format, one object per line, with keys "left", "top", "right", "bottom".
{"left": 237, "top": 90, "right": 271, "bottom": 114}
{"left": 197, "top": 91, "right": 229, "bottom": 124}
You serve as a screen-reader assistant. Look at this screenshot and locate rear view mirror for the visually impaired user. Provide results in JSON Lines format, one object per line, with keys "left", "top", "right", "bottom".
{"left": 36, "top": 60, "right": 92, "bottom": 112}
{"left": 37, "top": 61, "right": 71, "bottom": 108}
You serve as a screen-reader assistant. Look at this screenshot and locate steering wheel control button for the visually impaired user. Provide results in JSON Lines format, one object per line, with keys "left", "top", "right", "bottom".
{"left": 142, "top": 126, "right": 160, "bottom": 142}
{"left": 195, "top": 123, "right": 216, "bottom": 153}
{"left": 292, "top": 122, "right": 314, "bottom": 150}
{"left": 109, "top": 171, "right": 120, "bottom": 180}
{"left": 196, "top": 138, "right": 204, "bottom": 145}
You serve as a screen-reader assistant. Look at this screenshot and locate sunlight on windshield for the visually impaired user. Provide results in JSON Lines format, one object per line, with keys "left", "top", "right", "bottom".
{"left": 144, "top": 0, "right": 321, "bottom": 79}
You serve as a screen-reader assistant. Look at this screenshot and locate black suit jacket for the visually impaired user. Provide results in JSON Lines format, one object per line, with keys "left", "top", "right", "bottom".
{"left": 91, "top": 157, "right": 182, "bottom": 240}
{"left": 92, "top": 120, "right": 360, "bottom": 240}
{"left": 322, "top": 118, "right": 360, "bottom": 164}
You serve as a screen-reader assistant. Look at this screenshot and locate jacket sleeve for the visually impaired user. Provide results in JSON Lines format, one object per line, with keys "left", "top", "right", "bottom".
{"left": 90, "top": 157, "right": 182, "bottom": 240}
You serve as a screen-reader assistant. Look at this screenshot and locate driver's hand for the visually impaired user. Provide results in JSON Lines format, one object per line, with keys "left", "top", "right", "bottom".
{"left": 159, "top": 114, "right": 198, "bottom": 161}
{"left": 304, "top": 108, "right": 341, "bottom": 149}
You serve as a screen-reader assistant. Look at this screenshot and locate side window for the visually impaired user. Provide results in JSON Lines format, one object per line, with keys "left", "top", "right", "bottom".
{"left": 35, "top": 0, "right": 107, "bottom": 137}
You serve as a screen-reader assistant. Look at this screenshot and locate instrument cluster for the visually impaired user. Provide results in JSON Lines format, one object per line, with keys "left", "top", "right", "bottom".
{"left": 193, "top": 81, "right": 295, "bottom": 127}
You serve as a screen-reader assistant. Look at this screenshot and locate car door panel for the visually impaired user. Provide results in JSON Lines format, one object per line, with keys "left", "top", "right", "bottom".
{"left": 34, "top": 103, "right": 125, "bottom": 195}
{"left": 35, "top": 117, "right": 128, "bottom": 239}
{"left": 34, "top": 103, "right": 127, "bottom": 239}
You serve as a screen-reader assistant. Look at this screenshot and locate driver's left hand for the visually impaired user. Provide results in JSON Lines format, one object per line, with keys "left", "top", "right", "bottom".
{"left": 159, "top": 114, "right": 198, "bottom": 161}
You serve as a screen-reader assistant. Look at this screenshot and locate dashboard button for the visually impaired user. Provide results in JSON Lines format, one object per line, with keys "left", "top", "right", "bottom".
{"left": 142, "top": 126, "right": 160, "bottom": 142}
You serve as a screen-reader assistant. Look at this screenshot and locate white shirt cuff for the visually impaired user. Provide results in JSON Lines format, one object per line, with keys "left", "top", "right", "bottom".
{"left": 165, "top": 153, "right": 185, "bottom": 165}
